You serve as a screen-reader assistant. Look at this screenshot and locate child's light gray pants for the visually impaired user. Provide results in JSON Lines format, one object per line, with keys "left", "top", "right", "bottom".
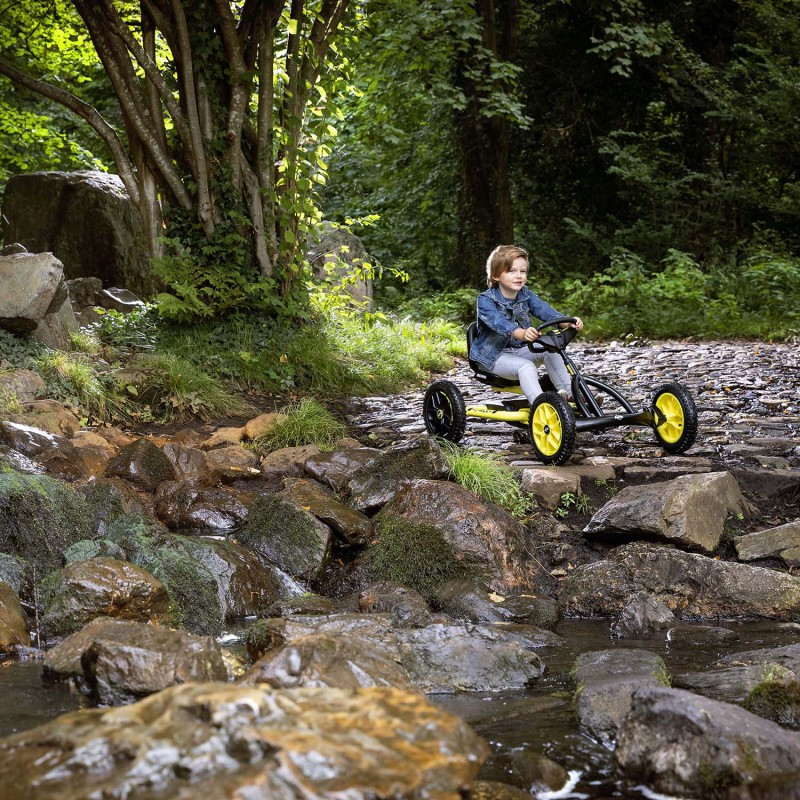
{"left": 492, "top": 347, "right": 572, "bottom": 404}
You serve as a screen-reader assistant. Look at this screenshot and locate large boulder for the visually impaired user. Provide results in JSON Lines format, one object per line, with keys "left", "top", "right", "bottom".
{"left": 0, "top": 251, "right": 65, "bottom": 333}
{"left": 560, "top": 542, "right": 800, "bottom": 621}
{"left": 0, "top": 581, "right": 29, "bottom": 651}
{"left": 615, "top": 687, "right": 800, "bottom": 799}
{"left": 0, "top": 683, "right": 488, "bottom": 799}
{"left": 31, "top": 294, "right": 79, "bottom": 350}
{"left": 0, "top": 370, "right": 45, "bottom": 404}
{"left": 2, "top": 171, "right": 152, "bottom": 296}
{"left": 584, "top": 471, "right": 746, "bottom": 553}
{"left": 103, "top": 438, "right": 177, "bottom": 492}
{"left": 41, "top": 557, "right": 171, "bottom": 637}
{"left": 307, "top": 222, "right": 373, "bottom": 306}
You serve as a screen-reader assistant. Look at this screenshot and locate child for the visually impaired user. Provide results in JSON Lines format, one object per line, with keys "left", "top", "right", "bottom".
{"left": 468, "top": 244, "right": 584, "bottom": 405}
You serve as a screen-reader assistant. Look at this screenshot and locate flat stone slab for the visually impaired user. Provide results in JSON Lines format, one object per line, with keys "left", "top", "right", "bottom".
{"left": 736, "top": 520, "right": 800, "bottom": 561}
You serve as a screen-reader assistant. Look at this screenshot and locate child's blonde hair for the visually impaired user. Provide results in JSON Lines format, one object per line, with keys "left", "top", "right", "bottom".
{"left": 486, "top": 244, "right": 528, "bottom": 288}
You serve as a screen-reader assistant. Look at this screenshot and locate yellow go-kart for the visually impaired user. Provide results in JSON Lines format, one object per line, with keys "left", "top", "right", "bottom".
{"left": 423, "top": 317, "right": 698, "bottom": 466}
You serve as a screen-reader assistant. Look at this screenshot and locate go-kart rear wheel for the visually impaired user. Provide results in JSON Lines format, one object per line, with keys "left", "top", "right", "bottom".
{"left": 528, "top": 391, "right": 576, "bottom": 466}
{"left": 423, "top": 380, "right": 467, "bottom": 442}
{"left": 651, "top": 382, "right": 698, "bottom": 453}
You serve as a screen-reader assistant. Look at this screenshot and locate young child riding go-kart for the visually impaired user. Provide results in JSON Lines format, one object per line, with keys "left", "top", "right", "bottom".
{"left": 423, "top": 317, "right": 698, "bottom": 465}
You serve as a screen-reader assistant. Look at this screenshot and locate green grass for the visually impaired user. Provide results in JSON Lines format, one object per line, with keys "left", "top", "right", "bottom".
{"left": 252, "top": 397, "right": 346, "bottom": 454}
{"left": 0, "top": 386, "right": 23, "bottom": 416}
{"left": 440, "top": 441, "right": 532, "bottom": 517}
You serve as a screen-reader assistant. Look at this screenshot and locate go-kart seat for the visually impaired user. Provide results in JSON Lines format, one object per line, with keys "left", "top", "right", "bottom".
{"left": 466, "top": 322, "right": 520, "bottom": 389}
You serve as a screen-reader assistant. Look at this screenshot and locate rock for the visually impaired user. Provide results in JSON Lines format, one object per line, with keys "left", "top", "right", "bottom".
{"left": 744, "top": 680, "right": 800, "bottom": 730}
{"left": 736, "top": 520, "right": 800, "bottom": 561}
{"left": 0, "top": 581, "right": 29, "bottom": 650}
{"left": 242, "top": 411, "right": 286, "bottom": 440}
{"left": 560, "top": 542, "right": 800, "bottom": 621}
{"left": 161, "top": 442, "right": 210, "bottom": 484}
{"left": 103, "top": 437, "right": 177, "bottom": 492}
{"left": 260, "top": 443, "right": 321, "bottom": 481}
{"left": 70, "top": 430, "right": 119, "bottom": 476}
{"left": 397, "top": 623, "right": 545, "bottom": 693}
{"left": 41, "top": 557, "right": 171, "bottom": 637}
{"left": 0, "top": 683, "right": 488, "bottom": 799}
{"left": 479, "top": 750, "right": 569, "bottom": 794}
{"left": 8, "top": 399, "right": 80, "bottom": 437}
{"left": 308, "top": 222, "right": 373, "bottom": 305}
{"left": 66, "top": 276, "right": 102, "bottom": 308}
{"left": 92, "top": 425, "right": 136, "bottom": 450}
{"left": 358, "top": 581, "right": 442, "bottom": 627}
{"left": 611, "top": 591, "right": 676, "bottom": 638}
{"left": 304, "top": 446, "right": 382, "bottom": 492}
{"left": 239, "top": 632, "right": 416, "bottom": 690}
{"left": 78, "top": 478, "right": 150, "bottom": 537}
{"left": 571, "top": 648, "right": 669, "bottom": 743}
{"left": 0, "top": 420, "right": 69, "bottom": 457}
{"left": 263, "top": 594, "right": 342, "bottom": 618}
{"left": 279, "top": 477, "right": 373, "bottom": 545}
{"left": 584, "top": 471, "right": 746, "bottom": 553}
{"left": 31, "top": 295, "right": 79, "bottom": 350}
{"left": 154, "top": 481, "right": 251, "bottom": 530}
{"left": 199, "top": 426, "right": 245, "bottom": 449}
{"left": 204, "top": 443, "right": 261, "bottom": 481}
{"left": 0, "top": 369, "right": 45, "bottom": 404}
{"left": 0, "top": 251, "right": 65, "bottom": 333}
{"left": 1, "top": 171, "right": 152, "bottom": 295}
{"left": 615, "top": 687, "right": 800, "bottom": 798}
{"left": 0, "top": 555, "right": 25, "bottom": 595}
{"left": 375, "top": 480, "right": 540, "bottom": 594}
{"left": 236, "top": 493, "right": 332, "bottom": 581}
{"left": 470, "top": 781, "right": 533, "bottom": 800}
{"left": 1, "top": 242, "right": 26, "bottom": 255}
{"left": 673, "top": 664, "right": 766, "bottom": 704}
{"left": 665, "top": 624, "right": 740, "bottom": 647}
{"left": 519, "top": 468, "right": 581, "bottom": 510}
{"left": 43, "top": 617, "right": 225, "bottom": 704}
{"left": 95, "top": 287, "right": 145, "bottom": 313}
{"left": 347, "top": 437, "right": 449, "bottom": 512}
{"left": 728, "top": 773, "right": 800, "bottom": 800}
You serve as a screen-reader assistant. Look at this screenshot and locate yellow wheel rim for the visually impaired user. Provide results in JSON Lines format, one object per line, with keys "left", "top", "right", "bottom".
{"left": 655, "top": 392, "right": 685, "bottom": 444}
{"left": 531, "top": 402, "right": 563, "bottom": 456}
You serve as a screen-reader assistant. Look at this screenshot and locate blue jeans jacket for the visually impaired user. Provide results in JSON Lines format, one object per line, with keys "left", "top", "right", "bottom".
{"left": 469, "top": 285, "right": 562, "bottom": 371}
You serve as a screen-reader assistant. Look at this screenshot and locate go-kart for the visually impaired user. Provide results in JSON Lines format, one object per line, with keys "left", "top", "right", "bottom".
{"left": 423, "top": 317, "right": 698, "bottom": 465}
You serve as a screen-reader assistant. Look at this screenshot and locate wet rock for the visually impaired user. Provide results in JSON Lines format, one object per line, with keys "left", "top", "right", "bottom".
{"left": 237, "top": 493, "right": 332, "bottom": 581}
{"left": 470, "top": 781, "right": 533, "bottom": 800}
{"left": 572, "top": 648, "right": 669, "bottom": 743}
{"left": 673, "top": 664, "right": 766, "bottom": 704}
{"left": 397, "top": 623, "right": 545, "bottom": 693}
{"left": 95, "top": 286, "right": 145, "bottom": 313}
{"left": 304, "top": 446, "right": 382, "bottom": 492}
{"left": 0, "top": 369, "right": 45, "bottom": 404}
{"left": 279, "top": 477, "right": 373, "bottom": 545}
{"left": 0, "top": 420, "right": 68, "bottom": 457}
{"left": 0, "top": 554, "right": 25, "bottom": 594}
{"left": 260, "top": 443, "right": 321, "bottom": 481}
{"left": 666, "top": 623, "right": 740, "bottom": 647}
{"left": 611, "top": 591, "right": 676, "bottom": 638}
{"left": 0, "top": 251, "right": 65, "bottom": 333}
{"left": 560, "top": 542, "right": 800, "bottom": 621}
{"left": 615, "top": 687, "right": 800, "bottom": 798}
{"left": 199, "top": 426, "right": 245, "bottom": 449}
{"left": 728, "top": 773, "right": 800, "bottom": 800}
{"left": 0, "top": 581, "right": 29, "bottom": 650}
{"left": 240, "top": 632, "right": 416, "bottom": 691}
{"left": 584, "top": 471, "right": 746, "bottom": 553}
{"left": 154, "top": 480, "right": 251, "bottom": 530}
{"left": 37, "top": 440, "right": 91, "bottom": 481}
{"left": 377, "top": 480, "right": 540, "bottom": 593}
{"left": 103, "top": 437, "right": 177, "bottom": 492}
{"left": 161, "top": 441, "right": 210, "bottom": 484}
{"left": 479, "top": 750, "right": 568, "bottom": 794}
{"left": 519, "top": 468, "right": 581, "bottom": 510}
{"left": 79, "top": 478, "right": 150, "bottom": 537}
{"left": 70, "top": 430, "right": 118, "bottom": 476}
{"left": 744, "top": 680, "right": 800, "bottom": 730}
{"left": 41, "top": 557, "right": 171, "bottom": 637}
{"left": 205, "top": 443, "right": 262, "bottom": 481}
{"left": 358, "top": 580, "right": 442, "bottom": 627}
{"left": 736, "top": 520, "right": 800, "bottom": 561}
{"left": 262, "top": 594, "right": 342, "bottom": 618}
{"left": 347, "top": 436, "right": 449, "bottom": 512}
{"left": 8, "top": 398, "right": 80, "bottom": 437}
{"left": 0, "top": 683, "right": 488, "bottom": 799}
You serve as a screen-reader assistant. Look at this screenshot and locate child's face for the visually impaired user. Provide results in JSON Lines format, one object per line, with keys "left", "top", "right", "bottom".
{"left": 496, "top": 256, "right": 528, "bottom": 296}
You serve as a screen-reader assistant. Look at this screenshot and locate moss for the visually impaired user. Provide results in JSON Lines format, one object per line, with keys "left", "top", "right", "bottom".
{"left": 367, "top": 514, "right": 480, "bottom": 602}
{"left": 106, "top": 515, "right": 223, "bottom": 635}
{"left": 242, "top": 618, "right": 283, "bottom": 662}
{"left": 0, "top": 471, "right": 93, "bottom": 585}
{"left": 743, "top": 680, "right": 800, "bottom": 729}
{"left": 0, "top": 553, "right": 25, "bottom": 594}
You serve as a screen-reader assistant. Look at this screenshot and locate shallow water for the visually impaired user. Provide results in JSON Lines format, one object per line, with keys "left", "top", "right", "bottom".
{"left": 1, "top": 618, "right": 798, "bottom": 798}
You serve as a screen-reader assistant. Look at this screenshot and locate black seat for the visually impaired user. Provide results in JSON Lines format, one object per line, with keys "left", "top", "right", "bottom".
{"left": 466, "top": 322, "right": 521, "bottom": 389}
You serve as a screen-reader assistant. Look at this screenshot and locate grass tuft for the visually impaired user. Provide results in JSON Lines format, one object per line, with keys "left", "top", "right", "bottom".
{"left": 35, "top": 350, "right": 118, "bottom": 421}
{"left": 252, "top": 397, "right": 345, "bottom": 454}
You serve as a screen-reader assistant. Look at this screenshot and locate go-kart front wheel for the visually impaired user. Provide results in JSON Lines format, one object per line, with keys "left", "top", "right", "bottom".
{"left": 528, "top": 392, "right": 576, "bottom": 465}
{"left": 423, "top": 380, "right": 467, "bottom": 442}
{"left": 651, "top": 382, "right": 698, "bottom": 453}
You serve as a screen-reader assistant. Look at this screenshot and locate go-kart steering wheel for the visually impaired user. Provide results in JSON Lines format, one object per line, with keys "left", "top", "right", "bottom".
{"left": 528, "top": 316, "right": 579, "bottom": 352}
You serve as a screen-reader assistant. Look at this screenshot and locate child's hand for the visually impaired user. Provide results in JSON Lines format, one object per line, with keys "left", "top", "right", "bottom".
{"left": 573, "top": 317, "right": 584, "bottom": 331}
{"left": 515, "top": 327, "right": 540, "bottom": 342}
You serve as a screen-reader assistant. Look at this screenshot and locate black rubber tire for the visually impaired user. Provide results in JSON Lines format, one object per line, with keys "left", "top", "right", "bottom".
{"left": 651, "top": 382, "right": 698, "bottom": 453}
{"left": 423, "top": 380, "right": 467, "bottom": 442}
{"left": 527, "top": 391, "right": 576, "bottom": 466}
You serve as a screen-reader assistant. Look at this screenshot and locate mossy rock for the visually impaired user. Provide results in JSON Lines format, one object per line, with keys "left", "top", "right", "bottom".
{"left": 743, "top": 680, "right": 800, "bottom": 729}
{"left": 243, "top": 618, "right": 283, "bottom": 662}
{"left": 104, "top": 516, "right": 223, "bottom": 635}
{"left": 0, "top": 553, "right": 25, "bottom": 595}
{"left": 0, "top": 470, "right": 93, "bottom": 589}
{"left": 366, "top": 514, "right": 481, "bottom": 602}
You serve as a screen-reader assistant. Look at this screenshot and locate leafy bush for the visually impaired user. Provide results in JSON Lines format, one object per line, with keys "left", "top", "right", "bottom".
{"left": 252, "top": 397, "right": 346, "bottom": 454}
{"left": 440, "top": 442, "right": 531, "bottom": 517}
{"left": 92, "top": 305, "right": 160, "bottom": 353}
{"left": 0, "top": 329, "right": 43, "bottom": 370}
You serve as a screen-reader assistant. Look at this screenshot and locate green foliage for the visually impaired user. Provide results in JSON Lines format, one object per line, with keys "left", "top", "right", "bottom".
{"left": 369, "top": 513, "right": 480, "bottom": 601}
{"left": 0, "top": 329, "right": 44, "bottom": 370}
{"left": 555, "top": 491, "right": 577, "bottom": 519}
{"left": 92, "top": 306, "right": 159, "bottom": 353}
{"left": 440, "top": 442, "right": 532, "bottom": 518}
{"left": 0, "top": 386, "right": 23, "bottom": 416}
{"left": 252, "top": 397, "right": 346, "bottom": 454}
{"left": 67, "top": 329, "right": 101, "bottom": 355}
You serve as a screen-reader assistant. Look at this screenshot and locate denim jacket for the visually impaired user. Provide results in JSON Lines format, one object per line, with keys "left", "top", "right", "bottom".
{"left": 469, "top": 285, "right": 562, "bottom": 372}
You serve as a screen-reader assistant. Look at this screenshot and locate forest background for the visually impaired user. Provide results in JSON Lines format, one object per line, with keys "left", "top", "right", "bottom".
{"left": 0, "top": 0, "right": 798, "bottom": 419}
